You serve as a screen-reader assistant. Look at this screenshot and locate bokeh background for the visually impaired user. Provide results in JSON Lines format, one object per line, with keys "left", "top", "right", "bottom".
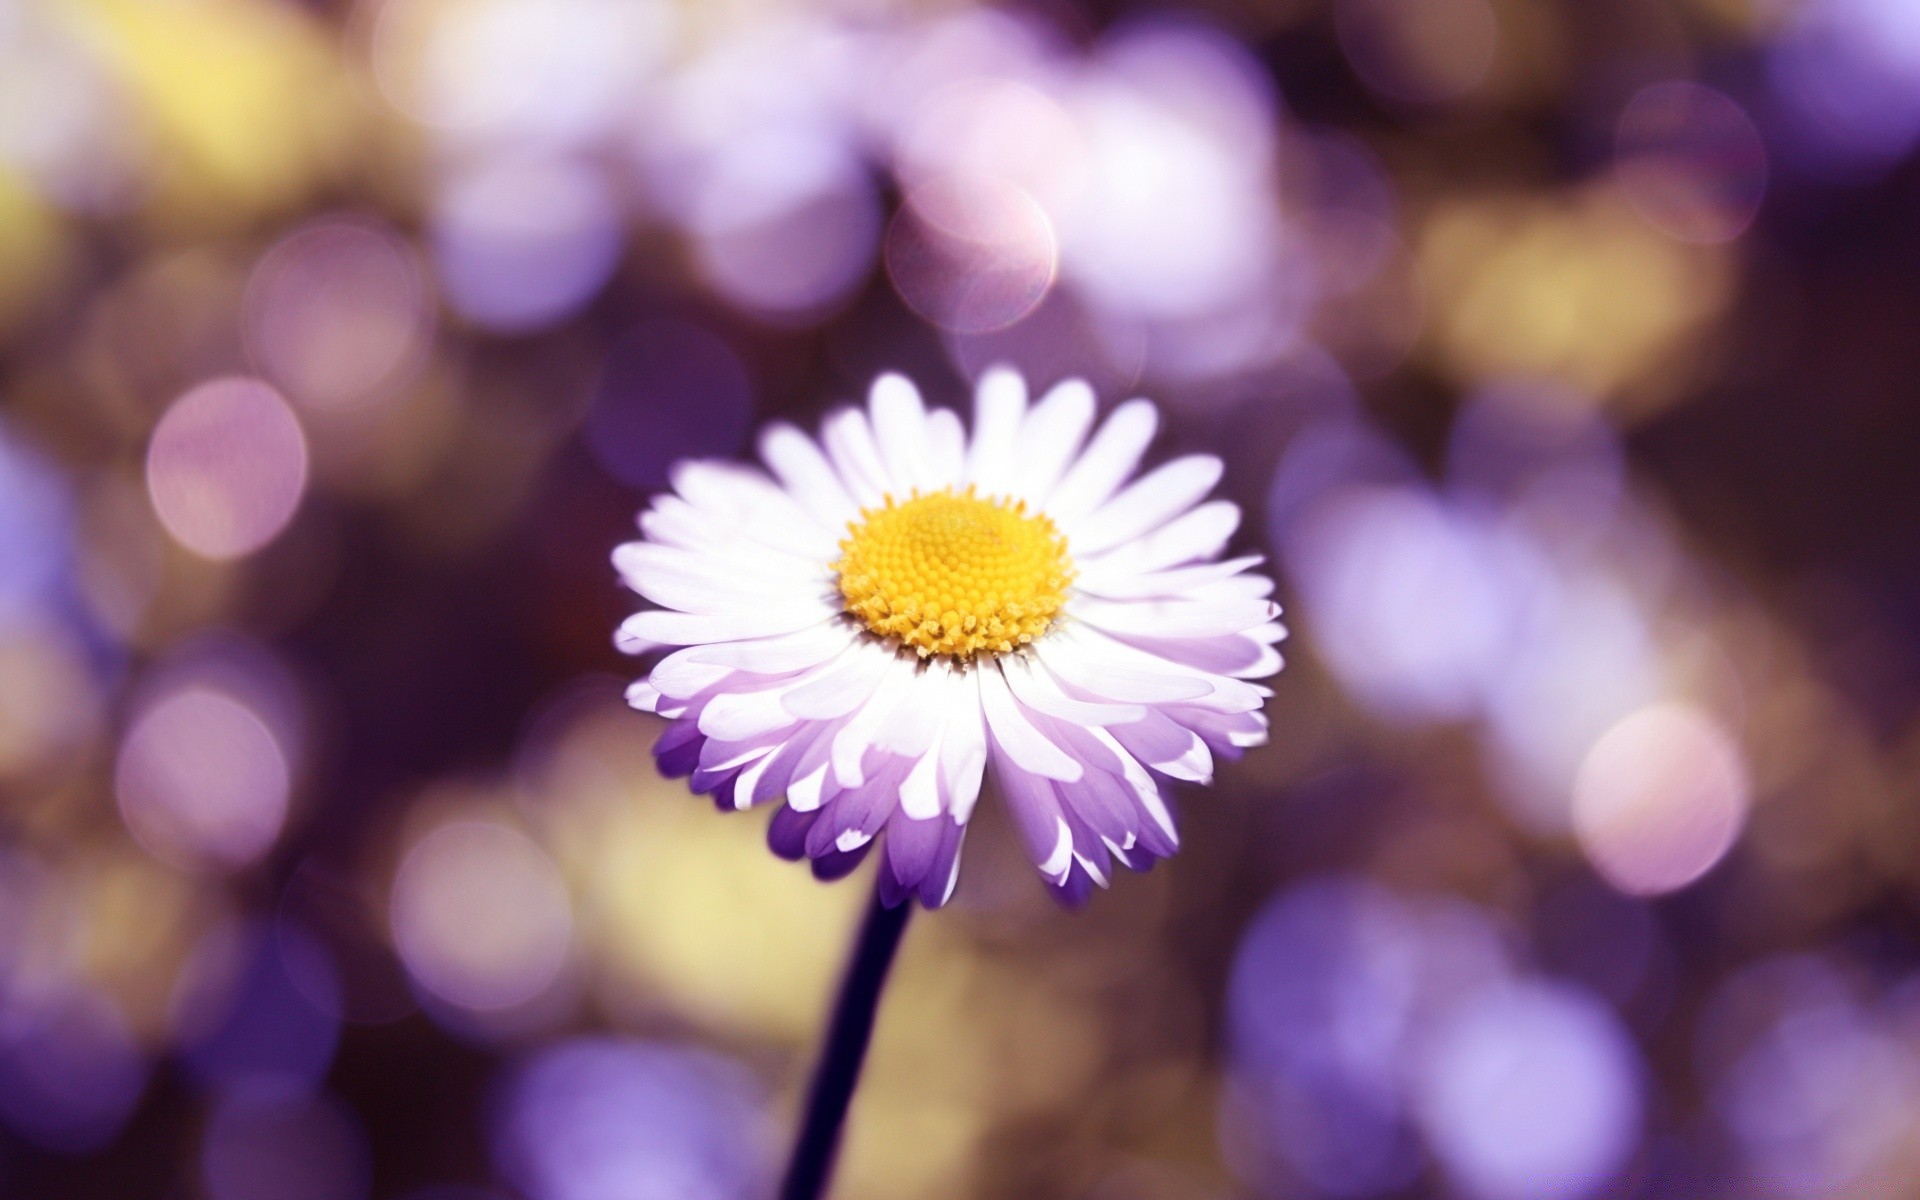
{"left": 2, "top": 0, "right": 1920, "bottom": 1197}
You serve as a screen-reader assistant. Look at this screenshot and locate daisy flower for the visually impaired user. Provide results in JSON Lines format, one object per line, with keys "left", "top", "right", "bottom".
{"left": 614, "top": 367, "right": 1284, "bottom": 907}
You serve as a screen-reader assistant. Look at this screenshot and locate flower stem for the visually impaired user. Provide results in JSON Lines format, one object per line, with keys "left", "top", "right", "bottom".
{"left": 778, "top": 883, "right": 913, "bottom": 1200}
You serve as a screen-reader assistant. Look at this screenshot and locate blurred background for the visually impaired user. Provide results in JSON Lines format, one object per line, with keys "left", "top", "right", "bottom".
{"left": 1, "top": 0, "right": 1918, "bottom": 1197}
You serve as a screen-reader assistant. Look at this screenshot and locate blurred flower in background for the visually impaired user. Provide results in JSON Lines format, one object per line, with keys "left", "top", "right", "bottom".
{"left": 0, "top": 0, "right": 1918, "bottom": 1196}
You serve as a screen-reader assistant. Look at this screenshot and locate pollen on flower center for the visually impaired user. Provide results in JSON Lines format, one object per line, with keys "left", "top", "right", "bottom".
{"left": 834, "top": 486, "right": 1074, "bottom": 661}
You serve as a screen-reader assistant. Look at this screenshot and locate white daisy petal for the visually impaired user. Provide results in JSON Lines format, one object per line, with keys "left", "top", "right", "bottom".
{"left": 1074, "top": 555, "right": 1266, "bottom": 601}
{"left": 898, "top": 741, "right": 944, "bottom": 821}
{"left": 1065, "top": 624, "right": 1270, "bottom": 714}
{"left": 831, "top": 655, "right": 920, "bottom": 786}
{"left": 783, "top": 640, "right": 893, "bottom": 720}
{"left": 822, "top": 407, "right": 894, "bottom": 505}
{"left": 1040, "top": 814, "right": 1075, "bottom": 882}
{"left": 870, "top": 661, "right": 952, "bottom": 759}
{"left": 614, "top": 540, "right": 817, "bottom": 601}
{"left": 1013, "top": 379, "right": 1095, "bottom": 502}
{"left": 684, "top": 621, "right": 848, "bottom": 672}
{"left": 869, "top": 373, "right": 936, "bottom": 493}
{"left": 939, "top": 670, "right": 988, "bottom": 823}
{"left": 784, "top": 742, "right": 838, "bottom": 813}
{"left": 638, "top": 496, "right": 826, "bottom": 568}
{"left": 617, "top": 549, "right": 817, "bottom": 615}
{"left": 650, "top": 648, "right": 744, "bottom": 699}
{"left": 615, "top": 620, "right": 667, "bottom": 657}
{"left": 620, "top": 604, "right": 832, "bottom": 647}
{"left": 979, "top": 663, "right": 1083, "bottom": 782}
{"left": 1073, "top": 500, "right": 1241, "bottom": 582}
{"left": 925, "top": 409, "right": 966, "bottom": 488}
{"left": 964, "top": 366, "right": 1027, "bottom": 494}
{"left": 1033, "top": 626, "right": 1213, "bottom": 704}
{"left": 670, "top": 461, "right": 834, "bottom": 552}
{"left": 1073, "top": 596, "right": 1282, "bottom": 640}
{"left": 1183, "top": 573, "right": 1278, "bottom": 603}
{"left": 731, "top": 750, "right": 781, "bottom": 810}
{"left": 1108, "top": 630, "right": 1285, "bottom": 679}
{"left": 697, "top": 683, "right": 803, "bottom": 742}
{"left": 1001, "top": 654, "right": 1147, "bottom": 727}
{"left": 760, "top": 422, "right": 859, "bottom": 530}
{"left": 1071, "top": 455, "right": 1224, "bottom": 556}
{"left": 1043, "top": 398, "right": 1157, "bottom": 525}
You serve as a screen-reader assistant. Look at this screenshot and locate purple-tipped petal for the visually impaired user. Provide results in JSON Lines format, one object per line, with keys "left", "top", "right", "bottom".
{"left": 767, "top": 804, "right": 818, "bottom": 861}
{"left": 918, "top": 819, "right": 968, "bottom": 908}
{"left": 1050, "top": 862, "right": 1099, "bottom": 909}
{"left": 883, "top": 807, "right": 944, "bottom": 894}
{"left": 811, "top": 840, "right": 873, "bottom": 881}
{"left": 655, "top": 734, "right": 704, "bottom": 779}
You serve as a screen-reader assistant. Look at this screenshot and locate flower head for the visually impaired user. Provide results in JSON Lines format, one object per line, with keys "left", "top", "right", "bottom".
{"left": 614, "top": 368, "right": 1284, "bottom": 907}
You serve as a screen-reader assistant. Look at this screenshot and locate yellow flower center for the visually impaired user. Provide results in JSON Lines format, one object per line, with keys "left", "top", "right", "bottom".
{"left": 834, "top": 487, "right": 1075, "bottom": 661}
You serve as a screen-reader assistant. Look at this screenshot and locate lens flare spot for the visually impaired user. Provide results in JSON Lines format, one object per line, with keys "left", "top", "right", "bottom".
{"left": 116, "top": 686, "right": 291, "bottom": 872}
{"left": 390, "top": 820, "right": 572, "bottom": 1012}
{"left": 1572, "top": 702, "right": 1749, "bottom": 896}
{"left": 147, "top": 378, "right": 309, "bottom": 561}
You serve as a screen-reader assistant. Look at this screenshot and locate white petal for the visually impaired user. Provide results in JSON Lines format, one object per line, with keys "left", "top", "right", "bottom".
{"left": 1000, "top": 654, "right": 1146, "bottom": 726}
{"left": 1074, "top": 596, "right": 1282, "bottom": 640}
{"left": 697, "top": 684, "right": 802, "bottom": 741}
{"left": 621, "top": 604, "right": 832, "bottom": 647}
{"left": 924, "top": 409, "right": 966, "bottom": 489}
{"left": 787, "top": 761, "right": 831, "bottom": 812}
{"left": 870, "top": 661, "right": 952, "bottom": 759}
{"left": 1070, "top": 455, "right": 1224, "bottom": 556}
{"left": 1040, "top": 815, "right": 1074, "bottom": 881}
{"left": 940, "top": 669, "right": 988, "bottom": 823}
{"left": 869, "top": 374, "right": 936, "bottom": 493}
{"left": 822, "top": 407, "right": 893, "bottom": 505}
{"left": 964, "top": 366, "right": 1027, "bottom": 495}
{"left": 684, "top": 621, "right": 849, "bottom": 672}
{"left": 1073, "top": 501, "right": 1240, "bottom": 580}
{"left": 1034, "top": 626, "right": 1213, "bottom": 704}
{"left": 835, "top": 828, "right": 874, "bottom": 852}
{"left": 979, "top": 663, "right": 1082, "bottom": 782}
{"left": 615, "top": 619, "right": 666, "bottom": 657}
{"left": 732, "top": 750, "right": 781, "bottom": 810}
{"left": 760, "top": 423, "right": 859, "bottom": 531}
{"left": 614, "top": 540, "right": 816, "bottom": 599}
{"left": 650, "top": 648, "right": 741, "bottom": 698}
{"left": 830, "top": 654, "right": 919, "bottom": 786}
{"left": 1063, "top": 624, "right": 1268, "bottom": 714}
{"left": 783, "top": 641, "right": 893, "bottom": 720}
{"left": 625, "top": 680, "right": 662, "bottom": 712}
{"left": 1075, "top": 555, "right": 1266, "bottom": 601}
{"left": 1044, "top": 398, "right": 1156, "bottom": 526}
{"left": 898, "top": 741, "right": 944, "bottom": 820}
{"left": 1107, "top": 630, "right": 1283, "bottom": 679}
{"left": 1182, "top": 573, "right": 1277, "bottom": 603}
{"left": 670, "top": 461, "right": 838, "bottom": 559}
{"left": 616, "top": 546, "right": 813, "bottom": 615}
{"left": 637, "top": 495, "right": 829, "bottom": 569}
{"left": 1013, "top": 379, "right": 1095, "bottom": 503}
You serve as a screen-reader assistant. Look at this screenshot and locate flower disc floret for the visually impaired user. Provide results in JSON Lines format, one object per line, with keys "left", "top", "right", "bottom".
{"left": 834, "top": 486, "right": 1074, "bottom": 661}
